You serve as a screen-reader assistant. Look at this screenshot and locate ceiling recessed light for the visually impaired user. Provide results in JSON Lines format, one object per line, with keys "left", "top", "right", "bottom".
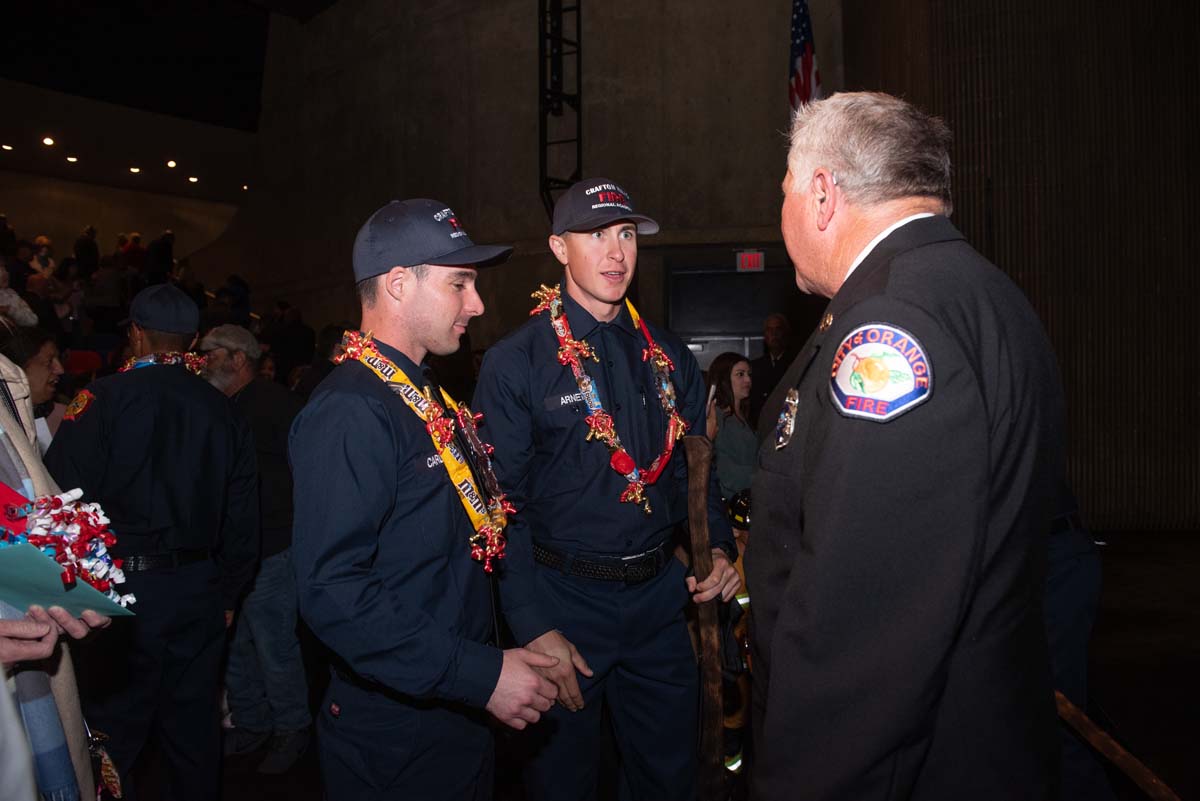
{"left": 129, "top": 167, "right": 141, "bottom": 174}
{"left": 66, "top": 156, "right": 78, "bottom": 163}
{"left": 242, "top": 185, "right": 248, "bottom": 191}
{"left": 42, "top": 137, "right": 55, "bottom": 146}
{"left": 1, "top": 145, "right": 12, "bottom": 151}
{"left": 188, "top": 176, "right": 199, "bottom": 183}
{"left": 167, "top": 160, "right": 177, "bottom": 168}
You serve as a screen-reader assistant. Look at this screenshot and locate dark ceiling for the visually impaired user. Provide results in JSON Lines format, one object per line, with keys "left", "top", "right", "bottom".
{"left": 0, "top": 0, "right": 339, "bottom": 132}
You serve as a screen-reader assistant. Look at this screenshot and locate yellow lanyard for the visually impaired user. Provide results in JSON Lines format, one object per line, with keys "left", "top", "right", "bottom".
{"left": 352, "top": 344, "right": 508, "bottom": 571}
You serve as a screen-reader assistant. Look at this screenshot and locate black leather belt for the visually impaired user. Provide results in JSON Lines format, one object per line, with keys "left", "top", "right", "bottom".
{"left": 120, "top": 548, "right": 210, "bottom": 573}
{"left": 1050, "top": 513, "right": 1084, "bottom": 535}
{"left": 533, "top": 541, "right": 671, "bottom": 584}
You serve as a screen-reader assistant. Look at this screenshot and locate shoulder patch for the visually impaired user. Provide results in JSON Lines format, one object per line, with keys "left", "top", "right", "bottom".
{"left": 64, "top": 389, "right": 96, "bottom": 421}
{"left": 829, "top": 323, "right": 932, "bottom": 422}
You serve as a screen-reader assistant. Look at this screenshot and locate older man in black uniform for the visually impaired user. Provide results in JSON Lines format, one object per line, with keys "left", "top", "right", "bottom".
{"left": 45, "top": 284, "right": 259, "bottom": 800}
{"left": 746, "top": 93, "right": 1066, "bottom": 800}
{"left": 289, "top": 199, "right": 560, "bottom": 801}
{"left": 473, "top": 179, "right": 741, "bottom": 801}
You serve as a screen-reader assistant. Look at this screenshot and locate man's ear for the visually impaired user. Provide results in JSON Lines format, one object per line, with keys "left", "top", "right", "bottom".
{"left": 381, "top": 265, "right": 410, "bottom": 302}
{"left": 548, "top": 234, "right": 569, "bottom": 267}
{"left": 812, "top": 169, "right": 838, "bottom": 231}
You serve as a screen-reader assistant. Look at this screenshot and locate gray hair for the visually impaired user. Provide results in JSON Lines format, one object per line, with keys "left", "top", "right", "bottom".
{"left": 786, "top": 92, "right": 953, "bottom": 213}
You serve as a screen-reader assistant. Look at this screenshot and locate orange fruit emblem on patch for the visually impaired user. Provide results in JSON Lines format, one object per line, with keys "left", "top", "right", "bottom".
{"left": 64, "top": 390, "right": 95, "bottom": 421}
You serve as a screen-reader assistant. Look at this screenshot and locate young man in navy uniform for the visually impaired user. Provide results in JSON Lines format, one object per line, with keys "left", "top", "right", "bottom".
{"left": 746, "top": 92, "right": 1066, "bottom": 800}
{"left": 45, "top": 283, "right": 259, "bottom": 800}
{"left": 289, "top": 199, "right": 560, "bottom": 801}
{"left": 472, "top": 179, "right": 741, "bottom": 800}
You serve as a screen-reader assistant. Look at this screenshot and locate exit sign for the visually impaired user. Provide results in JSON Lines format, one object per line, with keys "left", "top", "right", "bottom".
{"left": 736, "top": 249, "right": 764, "bottom": 272}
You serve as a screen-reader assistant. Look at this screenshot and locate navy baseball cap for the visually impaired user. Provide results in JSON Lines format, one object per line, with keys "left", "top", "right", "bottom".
{"left": 352, "top": 199, "right": 513, "bottom": 282}
{"left": 551, "top": 178, "right": 660, "bottom": 236}
{"left": 122, "top": 284, "right": 199, "bottom": 334}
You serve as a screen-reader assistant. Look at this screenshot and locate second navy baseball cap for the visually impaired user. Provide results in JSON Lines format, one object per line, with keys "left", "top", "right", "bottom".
{"left": 551, "top": 178, "right": 660, "bottom": 236}
{"left": 122, "top": 284, "right": 199, "bottom": 334}
{"left": 352, "top": 199, "right": 513, "bottom": 282}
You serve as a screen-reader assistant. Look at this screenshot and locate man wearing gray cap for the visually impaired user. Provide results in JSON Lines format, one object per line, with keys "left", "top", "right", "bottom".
{"left": 472, "top": 178, "right": 740, "bottom": 800}
{"left": 289, "top": 199, "right": 560, "bottom": 800}
{"left": 199, "top": 324, "right": 312, "bottom": 773}
{"left": 45, "top": 284, "right": 259, "bottom": 801}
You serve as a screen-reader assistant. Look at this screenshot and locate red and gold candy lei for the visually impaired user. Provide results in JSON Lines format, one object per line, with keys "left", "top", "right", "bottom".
{"left": 119, "top": 351, "right": 207, "bottom": 375}
{"left": 530, "top": 284, "right": 688, "bottom": 514}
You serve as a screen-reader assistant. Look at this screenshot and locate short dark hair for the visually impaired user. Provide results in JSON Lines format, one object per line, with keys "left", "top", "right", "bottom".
{"left": 356, "top": 276, "right": 379, "bottom": 308}
{"left": 0, "top": 325, "right": 54, "bottom": 369}
{"left": 141, "top": 328, "right": 193, "bottom": 352}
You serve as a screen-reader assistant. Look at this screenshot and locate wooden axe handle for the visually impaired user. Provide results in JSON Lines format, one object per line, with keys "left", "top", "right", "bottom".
{"left": 682, "top": 434, "right": 725, "bottom": 800}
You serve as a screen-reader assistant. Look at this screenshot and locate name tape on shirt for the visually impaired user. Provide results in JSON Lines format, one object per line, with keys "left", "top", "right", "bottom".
{"left": 829, "top": 323, "right": 932, "bottom": 422}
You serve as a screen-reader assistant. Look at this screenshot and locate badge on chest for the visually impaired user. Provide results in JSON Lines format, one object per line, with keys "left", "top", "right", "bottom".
{"left": 829, "top": 323, "right": 932, "bottom": 422}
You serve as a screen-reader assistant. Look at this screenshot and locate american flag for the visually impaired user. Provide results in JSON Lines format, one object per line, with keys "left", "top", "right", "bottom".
{"left": 789, "top": 0, "right": 823, "bottom": 110}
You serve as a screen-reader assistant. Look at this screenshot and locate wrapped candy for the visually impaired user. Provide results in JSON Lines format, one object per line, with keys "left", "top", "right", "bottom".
{"left": 2, "top": 488, "right": 136, "bottom": 608}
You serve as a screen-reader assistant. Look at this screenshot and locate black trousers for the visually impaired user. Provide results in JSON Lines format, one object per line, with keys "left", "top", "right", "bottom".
{"left": 78, "top": 559, "right": 225, "bottom": 801}
{"left": 318, "top": 672, "right": 494, "bottom": 801}
{"left": 1044, "top": 526, "right": 1117, "bottom": 801}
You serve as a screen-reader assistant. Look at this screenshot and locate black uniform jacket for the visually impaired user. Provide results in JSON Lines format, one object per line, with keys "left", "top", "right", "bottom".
{"left": 473, "top": 288, "right": 733, "bottom": 645}
{"left": 289, "top": 340, "right": 502, "bottom": 708}
{"left": 746, "top": 216, "right": 1064, "bottom": 801}
{"left": 45, "top": 362, "right": 259, "bottom": 609}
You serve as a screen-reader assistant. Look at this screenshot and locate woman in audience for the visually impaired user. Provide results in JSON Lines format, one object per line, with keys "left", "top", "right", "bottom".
{"left": 705, "top": 350, "right": 756, "bottom": 501}
{"left": 0, "top": 257, "right": 38, "bottom": 326}
{"left": 0, "top": 326, "right": 65, "bottom": 454}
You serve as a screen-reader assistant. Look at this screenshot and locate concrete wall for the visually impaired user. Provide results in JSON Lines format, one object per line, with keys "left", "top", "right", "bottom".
{"left": 209, "top": 0, "right": 845, "bottom": 343}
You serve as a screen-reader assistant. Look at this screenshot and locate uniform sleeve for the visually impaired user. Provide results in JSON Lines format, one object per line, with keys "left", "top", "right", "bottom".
{"left": 217, "top": 414, "right": 259, "bottom": 609}
{"left": 471, "top": 348, "right": 553, "bottom": 646}
{"left": 673, "top": 342, "right": 736, "bottom": 557}
{"left": 756, "top": 297, "right": 988, "bottom": 798}
{"left": 289, "top": 391, "right": 502, "bottom": 707}
{"left": 43, "top": 386, "right": 108, "bottom": 498}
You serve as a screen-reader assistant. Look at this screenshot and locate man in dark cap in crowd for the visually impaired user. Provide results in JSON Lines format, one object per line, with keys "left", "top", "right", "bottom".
{"left": 45, "top": 283, "right": 259, "bottom": 801}
{"left": 472, "top": 178, "right": 740, "bottom": 801}
{"left": 199, "top": 324, "right": 312, "bottom": 774}
{"left": 747, "top": 92, "right": 1065, "bottom": 800}
{"left": 290, "top": 198, "right": 560, "bottom": 801}
{"left": 73, "top": 225, "right": 100, "bottom": 278}
{"left": 749, "top": 312, "right": 795, "bottom": 424}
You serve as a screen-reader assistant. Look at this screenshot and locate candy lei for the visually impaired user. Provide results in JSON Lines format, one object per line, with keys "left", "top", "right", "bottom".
{"left": 0, "top": 489, "right": 135, "bottom": 607}
{"left": 120, "top": 351, "right": 207, "bottom": 375}
{"left": 336, "top": 331, "right": 511, "bottom": 572}
{"left": 529, "top": 284, "right": 688, "bottom": 514}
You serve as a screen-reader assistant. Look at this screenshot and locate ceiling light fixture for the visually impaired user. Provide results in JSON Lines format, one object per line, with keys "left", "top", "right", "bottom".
{"left": 167, "top": 160, "right": 177, "bottom": 168}
{"left": 129, "top": 167, "right": 141, "bottom": 174}
{"left": 242, "top": 185, "right": 248, "bottom": 191}
{"left": 188, "top": 176, "right": 199, "bottom": 183}
{"left": 1, "top": 145, "right": 12, "bottom": 151}
{"left": 66, "top": 156, "right": 78, "bottom": 163}
{"left": 42, "top": 137, "right": 55, "bottom": 146}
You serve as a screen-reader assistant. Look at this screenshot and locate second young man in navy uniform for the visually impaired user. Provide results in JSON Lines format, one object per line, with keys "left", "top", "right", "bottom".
{"left": 473, "top": 179, "right": 740, "bottom": 800}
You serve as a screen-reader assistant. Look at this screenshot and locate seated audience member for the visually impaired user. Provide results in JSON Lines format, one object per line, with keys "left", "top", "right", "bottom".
{"left": 30, "top": 236, "right": 56, "bottom": 279}
{"left": 0, "top": 325, "right": 65, "bottom": 453}
{"left": 0, "top": 255, "right": 38, "bottom": 325}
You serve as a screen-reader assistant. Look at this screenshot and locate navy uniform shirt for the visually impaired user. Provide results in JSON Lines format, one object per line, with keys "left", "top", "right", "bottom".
{"left": 472, "top": 289, "right": 733, "bottom": 645}
{"left": 44, "top": 360, "right": 259, "bottom": 608}
{"left": 289, "top": 339, "right": 502, "bottom": 708}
